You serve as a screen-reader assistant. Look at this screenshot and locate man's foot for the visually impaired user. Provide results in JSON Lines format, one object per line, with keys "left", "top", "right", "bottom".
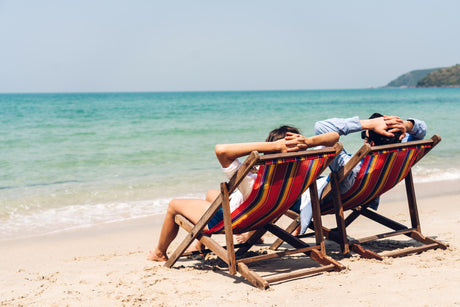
{"left": 235, "top": 232, "right": 264, "bottom": 244}
{"left": 147, "top": 249, "right": 168, "bottom": 262}
{"left": 185, "top": 241, "right": 206, "bottom": 257}
{"left": 292, "top": 226, "right": 300, "bottom": 237}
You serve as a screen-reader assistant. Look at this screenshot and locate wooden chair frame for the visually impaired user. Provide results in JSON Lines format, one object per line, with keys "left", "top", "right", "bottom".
{"left": 270, "top": 135, "right": 448, "bottom": 260}
{"left": 165, "top": 144, "right": 345, "bottom": 289}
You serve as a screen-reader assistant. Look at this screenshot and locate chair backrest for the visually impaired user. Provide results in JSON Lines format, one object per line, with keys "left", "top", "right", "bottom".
{"left": 205, "top": 144, "right": 342, "bottom": 234}
{"left": 320, "top": 135, "right": 440, "bottom": 214}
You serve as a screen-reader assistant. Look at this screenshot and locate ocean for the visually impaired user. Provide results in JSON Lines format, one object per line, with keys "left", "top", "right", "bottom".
{"left": 1, "top": 88, "right": 460, "bottom": 240}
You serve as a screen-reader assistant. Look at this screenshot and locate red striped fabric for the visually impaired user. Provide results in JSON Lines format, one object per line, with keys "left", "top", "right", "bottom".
{"left": 320, "top": 145, "right": 430, "bottom": 214}
{"left": 205, "top": 153, "right": 333, "bottom": 234}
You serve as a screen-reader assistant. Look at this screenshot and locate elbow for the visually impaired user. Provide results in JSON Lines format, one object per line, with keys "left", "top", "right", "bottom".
{"left": 215, "top": 143, "right": 231, "bottom": 161}
{"left": 332, "top": 132, "right": 340, "bottom": 143}
{"left": 314, "top": 122, "right": 322, "bottom": 135}
{"left": 314, "top": 121, "right": 330, "bottom": 135}
{"left": 324, "top": 132, "right": 340, "bottom": 147}
{"left": 215, "top": 144, "right": 233, "bottom": 168}
{"left": 215, "top": 144, "right": 226, "bottom": 159}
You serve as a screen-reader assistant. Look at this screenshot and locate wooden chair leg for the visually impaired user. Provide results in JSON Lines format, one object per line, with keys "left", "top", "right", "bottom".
{"left": 221, "top": 182, "right": 236, "bottom": 275}
{"left": 331, "top": 173, "right": 349, "bottom": 254}
{"left": 310, "top": 181, "right": 326, "bottom": 255}
{"left": 405, "top": 171, "right": 422, "bottom": 232}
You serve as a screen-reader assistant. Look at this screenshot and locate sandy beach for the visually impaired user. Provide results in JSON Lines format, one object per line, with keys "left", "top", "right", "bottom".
{"left": 1, "top": 179, "right": 459, "bottom": 306}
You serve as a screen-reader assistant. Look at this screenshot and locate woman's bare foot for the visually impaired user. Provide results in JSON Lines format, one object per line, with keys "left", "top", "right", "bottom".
{"left": 147, "top": 249, "right": 168, "bottom": 262}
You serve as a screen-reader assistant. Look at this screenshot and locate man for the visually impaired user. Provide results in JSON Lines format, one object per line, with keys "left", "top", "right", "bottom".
{"left": 286, "top": 113, "right": 427, "bottom": 233}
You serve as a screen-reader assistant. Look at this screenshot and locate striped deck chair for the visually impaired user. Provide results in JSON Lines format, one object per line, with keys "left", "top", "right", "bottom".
{"left": 270, "top": 135, "right": 448, "bottom": 260}
{"left": 165, "top": 144, "right": 344, "bottom": 289}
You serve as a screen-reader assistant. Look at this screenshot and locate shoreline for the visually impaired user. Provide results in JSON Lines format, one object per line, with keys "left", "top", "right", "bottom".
{"left": 1, "top": 178, "right": 460, "bottom": 244}
{"left": 1, "top": 180, "right": 460, "bottom": 305}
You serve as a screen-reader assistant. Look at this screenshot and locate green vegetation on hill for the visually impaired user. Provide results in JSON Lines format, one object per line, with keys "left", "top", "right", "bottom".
{"left": 417, "top": 64, "right": 460, "bottom": 87}
{"left": 385, "top": 68, "right": 441, "bottom": 87}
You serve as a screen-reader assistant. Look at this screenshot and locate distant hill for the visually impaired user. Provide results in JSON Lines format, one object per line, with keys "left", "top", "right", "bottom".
{"left": 417, "top": 64, "right": 460, "bottom": 87}
{"left": 385, "top": 68, "right": 442, "bottom": 88}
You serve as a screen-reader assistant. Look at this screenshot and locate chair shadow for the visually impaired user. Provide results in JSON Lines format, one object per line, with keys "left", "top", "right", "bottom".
{"left": 176, "top": 246, "right": 332, "bottom": 286}
{"left": 171, "top": 235, "right": 445, "bottom": 287}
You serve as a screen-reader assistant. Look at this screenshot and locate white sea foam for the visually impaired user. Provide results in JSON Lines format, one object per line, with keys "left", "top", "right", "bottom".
{"left": 412, "top": 166, "right": 460, "bottom": 183}
{"left": 0, "top": 193, "right": 204, "bottom": 241}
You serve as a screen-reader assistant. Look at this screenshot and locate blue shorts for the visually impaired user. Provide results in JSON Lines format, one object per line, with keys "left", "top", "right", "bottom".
{"left": 290, "top": 198, "right": 302, "bottom": 214}
{"left": 207, "top": 207, "right": 224, "bottom": 230}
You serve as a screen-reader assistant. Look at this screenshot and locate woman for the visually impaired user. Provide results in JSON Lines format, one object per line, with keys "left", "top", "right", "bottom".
{"left": 148, "top": 126, "right": 339, "bottom": 261}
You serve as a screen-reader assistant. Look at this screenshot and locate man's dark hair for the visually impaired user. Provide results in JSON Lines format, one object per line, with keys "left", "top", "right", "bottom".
{"left": 266, "top": 125, "right": 300, "bottom": 142}
{"left": 361, "top": 113, "right": 402, "bottom": 146}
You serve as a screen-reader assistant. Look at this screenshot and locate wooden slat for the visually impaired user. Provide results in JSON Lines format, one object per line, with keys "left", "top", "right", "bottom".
{"left": 368, "top": 137, "right": 435, "bottom": 153}
{"left": 258, "top": 145, "right": 339, "bottom": 163}
{"left": 237, "top": 246, "right": 320, "bottom": 264}
{"left": 348, "top": 228, "right": 415, "bottom": 245}
{"left": 381, "top": 243, "right": 441, "bottom": 258}
{"left": 285, "top": 209, "right": 300, "bottom": 220}
{"left": 265, "top": 264, "right": 336, "bottom": 284}
{"left": 181, "top": 243, "right": 247, "bottom": 257}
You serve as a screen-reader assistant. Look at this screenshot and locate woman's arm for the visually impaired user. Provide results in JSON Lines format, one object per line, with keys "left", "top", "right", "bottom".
{"left": 285, "top": 131, "right": 339, "bottom": 151}
{"left": 215, "top": 139, "right": 287, "bottom": 168}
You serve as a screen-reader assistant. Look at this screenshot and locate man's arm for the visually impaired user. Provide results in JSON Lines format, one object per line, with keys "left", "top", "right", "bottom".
{"left": 314, "top": 116, "right": 362, "bottom": 136}
{"left": 315, "top": 115, "right": 424, "bottom": 140}
{"left": 402, "top": 118, "right": 427, "bottom": 141}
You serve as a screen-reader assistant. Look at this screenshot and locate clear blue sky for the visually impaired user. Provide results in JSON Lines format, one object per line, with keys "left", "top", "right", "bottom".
{"left": 1, "top": 1, "right": 459, "bottom": 93}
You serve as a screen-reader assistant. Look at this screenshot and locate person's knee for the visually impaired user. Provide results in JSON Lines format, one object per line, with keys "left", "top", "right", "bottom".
{"left": 167, "top": 199, "right": 180, "bottom": 215}
{"left": 206, "top": 189, "right": 219, "bottom": 202}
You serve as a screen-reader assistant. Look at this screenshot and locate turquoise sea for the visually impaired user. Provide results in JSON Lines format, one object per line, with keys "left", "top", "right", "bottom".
{"left": 1, "top": 88, "right": 460, "bottom": 240}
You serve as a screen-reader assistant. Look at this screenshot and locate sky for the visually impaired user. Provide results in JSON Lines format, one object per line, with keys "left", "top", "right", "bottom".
{"left": 1, "top": 1, "right": 459, "bottom": 93}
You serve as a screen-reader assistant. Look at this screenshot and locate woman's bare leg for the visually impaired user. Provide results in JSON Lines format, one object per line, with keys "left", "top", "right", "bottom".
{"left": 206, "top": 189, "right": 220, "bottom": 202}
{"left": 189, "top": 189, "right": 221, "bottom": 253}
{"left": 148, "top": 198, "right": 210, "bottom": 261}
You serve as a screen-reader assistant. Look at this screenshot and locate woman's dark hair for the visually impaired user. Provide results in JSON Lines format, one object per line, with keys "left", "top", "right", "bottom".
{"left": 361, "top": 113, "right": 402, "bottom": 146}
{"left": 266, "top": 125, "right": 300, "bottom": 142}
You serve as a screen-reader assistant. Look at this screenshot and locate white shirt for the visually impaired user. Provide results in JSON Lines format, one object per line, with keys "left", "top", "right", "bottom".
{"left": 222, "top": 159, "right": 257, "bottom": 212}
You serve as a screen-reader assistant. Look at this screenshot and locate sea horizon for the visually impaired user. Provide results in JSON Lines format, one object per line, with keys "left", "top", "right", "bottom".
{"left": 0, "top": 86, "right": 414, "bottom": 95}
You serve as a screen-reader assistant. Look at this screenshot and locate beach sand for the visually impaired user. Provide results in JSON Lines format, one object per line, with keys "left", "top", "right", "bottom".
{"left": 1, "top": 180, "right": 459, "bottom": 306}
